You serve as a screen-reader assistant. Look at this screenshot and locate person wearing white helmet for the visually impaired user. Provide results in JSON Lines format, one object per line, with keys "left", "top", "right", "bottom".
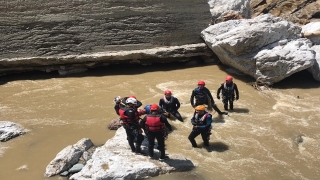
{"left": 119, "top": 97, "right": 146, "bottom": 154}
{"left": 113, "top": 95, "right": 142, "bottom": 115}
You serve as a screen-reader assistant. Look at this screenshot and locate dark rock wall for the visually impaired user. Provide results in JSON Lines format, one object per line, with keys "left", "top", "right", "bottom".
{"left": 0, "top": 0, "right": 211, "bottom": 59}
{"left": 251, "top": 0, "right": 320, "bottom": 25}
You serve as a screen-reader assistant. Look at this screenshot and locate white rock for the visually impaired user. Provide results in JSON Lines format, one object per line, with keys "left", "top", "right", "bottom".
{"left": 201, "top": 14, "right": 316, "bottom": 85}
{"left": 70, "top": 127, "right": 194, "bottom": 180}
{"left": 44, "top": 138, "right": 93, "bottom": 177}
{"left": 0, "top": 121, "right": 27, "bottom": 142}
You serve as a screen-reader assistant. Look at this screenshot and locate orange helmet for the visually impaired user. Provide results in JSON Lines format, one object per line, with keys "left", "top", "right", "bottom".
{"left": 150, "top": 104, "right": 159, "bottom": 111}
{"left": 195, "top": 105, "right": 205, "bottom": 111}
{"left": 198, "top": 80, "right": 205, "bottom": 85}
{"left": 226, "top": 76, "right": 233, "bottom": 81}
{"left": 129, "top": 95, "right": 137, "bottom": 99}
{"left": 164, "top": 90, "right": 172, "bottom": 95}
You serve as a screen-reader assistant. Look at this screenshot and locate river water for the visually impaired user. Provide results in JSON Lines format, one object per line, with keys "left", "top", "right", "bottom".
{"left": 0, "top": 62, "right": 319, "bottom": 180}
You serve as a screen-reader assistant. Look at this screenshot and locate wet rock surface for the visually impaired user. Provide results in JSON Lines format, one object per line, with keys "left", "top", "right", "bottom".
{"left": 0, "top": 121, "right": 27, "bottom": 142}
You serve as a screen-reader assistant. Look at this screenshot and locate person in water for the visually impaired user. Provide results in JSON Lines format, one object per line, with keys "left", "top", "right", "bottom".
{"left": 159, "top": 90, "right": 183, "bottom": 122}
{"left": 188, "top": 105, "right": 213, "bottom": 147}
{"left": 190, "top": 80, "right": 227, "bottom": 115}
{"left": 217, "top": 76, "right": 239, "bottom": 110}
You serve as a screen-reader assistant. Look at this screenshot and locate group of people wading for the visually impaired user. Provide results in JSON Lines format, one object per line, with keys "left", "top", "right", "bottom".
{"left": 113, "top": 76, "right": 239, "bottom": 161}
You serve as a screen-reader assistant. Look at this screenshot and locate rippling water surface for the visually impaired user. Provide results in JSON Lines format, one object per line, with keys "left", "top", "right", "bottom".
{"left": 0, "top": 63, "right": 319, "bottom": 180}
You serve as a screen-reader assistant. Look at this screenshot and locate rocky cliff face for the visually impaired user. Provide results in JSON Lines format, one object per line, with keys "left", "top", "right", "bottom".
{"left": 1, "top": 0, "right": 319, "bottom": 77}
{"left": 0, "top": 0, "right": 211, "bottom": 59}
{"left": 251, "top": 0, "right": 320, "bottom": 25}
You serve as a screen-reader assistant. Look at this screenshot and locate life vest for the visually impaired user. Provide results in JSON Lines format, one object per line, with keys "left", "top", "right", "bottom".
{"left": 194, "top": 112, "right": 209, "bottom": 126}
{"left": 145, "top": 114, "right": 165, "bottom": 132}
{"left": 119, "top": 107, "right": 140, "bottom": 125}
{"left": 162, "top": 96, "right": 174, "bottom": 111}
{"left": 223, "top": 82, "right": 235, "bottom": 98}
{"left": 194, "top": 88, "right": 208, "bottom": 104}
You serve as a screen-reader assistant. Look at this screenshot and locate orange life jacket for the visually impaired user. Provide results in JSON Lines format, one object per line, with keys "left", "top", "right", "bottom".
{"left": 145, "top": 114, "right": 165, "bottom": 132}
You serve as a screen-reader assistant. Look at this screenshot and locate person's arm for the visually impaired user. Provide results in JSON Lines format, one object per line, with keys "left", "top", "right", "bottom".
{"left": 190, "top": 90, "right": 195, "bottom": 107}
{"left": 175, "top": 97, "right": 180, "bottom": 110}
{"left": 159, "top": 99, "right": 165, "bottom": 110}
{"left": 137, "top": 100, "right": 143, "bottom": 108}
{"left": 161, "top": 115, "right": 172, "bottom": 131}
{"left": 234, "top": 83, "right": 239, "bottom": 100}
{"left": 217, "top": 84, "right": 223, "bottom": 99}
{"left": 114, "top": 104, "right": 120, "bottom": 115}
{"left": 190, "top": 112, "right": 196, "bottom": 125}
{"left": 205, "top": 88, "right": 215, "bottom": 104}
{"left": 140, "top": 116, "right": 147, "bottom": 131}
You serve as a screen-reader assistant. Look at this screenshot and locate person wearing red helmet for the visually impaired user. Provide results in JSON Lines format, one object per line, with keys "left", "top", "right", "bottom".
{"left": 190, "top": 80, "right": 227, "bottom": 115}
{"left": 217, "top": 76, "right": 239, "bottom": 110}
{"left": 114, "top": 95, "right": 143, "bottom": 115}
{"left": 140, "top": 104, "right": 172, "bottom": 161}
{"left": 159, "top": 90, "right": 183, "bottom": 122}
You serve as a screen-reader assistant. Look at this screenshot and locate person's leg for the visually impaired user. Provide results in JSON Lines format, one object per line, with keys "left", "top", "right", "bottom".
{"left": 135, "top": 132, "right": 144, "bottom": 153}
{"left": 155, "top": 133, "right": 166, "bottom": 159}
{"left": 188, "top": 130, "right": 200, "bottom": 147}
{"left": 222, "top": 96, "right": 228, "bottom": 110}
{"left": 125, "top": 128, "right": 136, "bottom": 152}
{"left": 147, "top": 132, "right": 155, "bottom": 158}
{"left": 229, "top": 99, "right": 233, "bottom": 110}
{"left": 213, "top": 104, "right": 223, "bottom": 114}
{"left": 200, "top": 131, "right": 210, "bottom": 146}
{"left": 171, "top": 110, "right": 183, "bottom": 122}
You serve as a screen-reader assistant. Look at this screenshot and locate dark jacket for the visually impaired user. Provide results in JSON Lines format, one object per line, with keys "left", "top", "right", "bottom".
{"left": 159, "top": 96, "right": 180, "bottom": 112}
{"left": 217, "top": 82, "right": 239, "bottom": 99}
{"left": 190, "top": 87, "right": 215, "bottom": 106}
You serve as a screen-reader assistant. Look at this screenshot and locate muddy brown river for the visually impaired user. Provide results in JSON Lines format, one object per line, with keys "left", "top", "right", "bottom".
{"left": 0, "top": 62, "right": 319, "bottom": 180}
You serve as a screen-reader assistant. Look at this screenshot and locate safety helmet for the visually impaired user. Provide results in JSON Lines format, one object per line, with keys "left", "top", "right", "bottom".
{"left": 144, "top": 105, "right": 151, "bottom": 114}
{"left": 195, "top": 105, "right": 205, "bottom": 111}
{"left": 150, "top": 104, "right": 159, "bottom": 111}
{"left": 129, "top": 95, "right": 137, "bottom": 99}
{"left": 198, "top": 80, "right": 205, "bottom": 85}
{"left": 126, "top": 97, "right": 137, "bottom": 105}
{"left": 164, "top": 90, "right": 172, "bottom": 95}
{"left": 226, "top": 76, "right": 233, "bottom": 81}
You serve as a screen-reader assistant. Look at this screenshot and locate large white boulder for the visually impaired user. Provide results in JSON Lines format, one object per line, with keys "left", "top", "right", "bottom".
{"left": 201, "top": 14, "right": 316, "bottom": 85}
{"left": 70, "top": 127, "right": 194, "bottom": 180}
